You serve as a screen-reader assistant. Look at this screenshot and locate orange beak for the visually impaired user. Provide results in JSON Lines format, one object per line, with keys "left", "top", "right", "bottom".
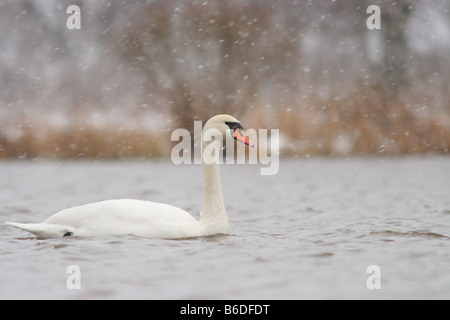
{"left": 232, "top": 128, "right": 255, "bottom": 147}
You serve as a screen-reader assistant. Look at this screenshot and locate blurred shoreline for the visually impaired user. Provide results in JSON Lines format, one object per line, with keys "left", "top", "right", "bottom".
{"left": 1, "top": 0, "right": 449, "bottom": 159}
{"left": 1, "top": 108, "right": 448, "bottom": 159}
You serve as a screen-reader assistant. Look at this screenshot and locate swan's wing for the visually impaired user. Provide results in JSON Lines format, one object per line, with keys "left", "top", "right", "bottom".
{"left": 5, "top": 222, "right": 76, "bottom": 239}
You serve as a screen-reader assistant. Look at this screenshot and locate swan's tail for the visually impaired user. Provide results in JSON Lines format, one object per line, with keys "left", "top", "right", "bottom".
{"left": 5, "top": 222, "right": 76, "bottom": 239}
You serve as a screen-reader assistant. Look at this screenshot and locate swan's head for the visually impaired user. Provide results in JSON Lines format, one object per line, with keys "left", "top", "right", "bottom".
{"left": 203, "top": 114, "right": 254, "bottom": 147}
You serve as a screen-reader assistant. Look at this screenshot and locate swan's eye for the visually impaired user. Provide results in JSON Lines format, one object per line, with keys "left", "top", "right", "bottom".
{"left": 63, "top": 232, "right": 73, "bottom": 237}
{"left": 225, "top": 121, "right": 243, "bottom": 131}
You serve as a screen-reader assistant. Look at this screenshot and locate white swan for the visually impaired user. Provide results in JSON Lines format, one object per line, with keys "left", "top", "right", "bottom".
{"left": 5, "top": 114, "right": 253, "bottom": 239}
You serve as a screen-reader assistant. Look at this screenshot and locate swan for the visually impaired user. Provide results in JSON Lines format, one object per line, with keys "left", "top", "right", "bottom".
{"left": 5, "top": 114, "right": 254, "bottom": 239}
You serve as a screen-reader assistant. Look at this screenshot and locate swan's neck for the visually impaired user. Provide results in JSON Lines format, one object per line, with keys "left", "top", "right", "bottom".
{"left": 199, "top": 135, "right": 229, "bottom": 234}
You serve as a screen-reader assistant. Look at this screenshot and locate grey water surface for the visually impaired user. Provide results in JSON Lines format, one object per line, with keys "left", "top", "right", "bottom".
{"left": 1, "top": 157, "right": 449, "bottom": 299}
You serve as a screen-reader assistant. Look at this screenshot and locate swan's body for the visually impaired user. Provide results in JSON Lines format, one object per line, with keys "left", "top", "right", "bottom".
{"left": 5, "top": 114, "right": 253, "bottom": 239}
{"left": 7, "top": 200, "right": 203, "bottom": 239}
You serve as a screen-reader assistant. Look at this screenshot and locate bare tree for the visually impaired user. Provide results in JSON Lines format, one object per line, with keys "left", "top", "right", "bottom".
{"left": 380, "top": 0, "right": 413, "bottom": 94}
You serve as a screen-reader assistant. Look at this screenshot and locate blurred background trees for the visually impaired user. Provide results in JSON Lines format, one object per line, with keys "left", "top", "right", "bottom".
{"left": 0, "top": 0, "right": 449, "bottom": 158}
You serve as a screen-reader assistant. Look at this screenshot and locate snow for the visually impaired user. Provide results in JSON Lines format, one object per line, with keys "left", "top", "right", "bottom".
{"left": 0, "top": 0, "right": 449, "bottom": 159}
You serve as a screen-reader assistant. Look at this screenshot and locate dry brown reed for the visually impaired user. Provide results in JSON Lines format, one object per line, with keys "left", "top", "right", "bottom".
{"left": 277, "top": 86, "right": 450, "bottom": 157}
{"left": 0, "top": 117, "right": 167, "bottom": 159}
{"left": 2, "top": 88, "right": 449, "bottom": 160}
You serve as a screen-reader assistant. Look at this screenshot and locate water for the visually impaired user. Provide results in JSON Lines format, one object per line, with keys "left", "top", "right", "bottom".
{"left": 1, "top": 157, "right": 450, "bottom": 299}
